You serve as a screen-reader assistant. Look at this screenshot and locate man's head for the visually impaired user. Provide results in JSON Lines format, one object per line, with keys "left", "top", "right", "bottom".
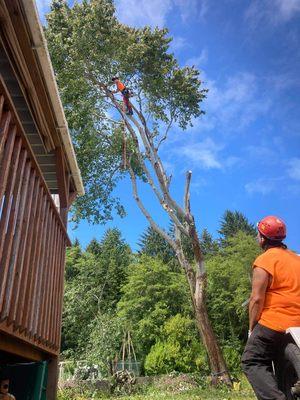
{"left": 257, "top": 215, "right": 286, "bottom": 250}
{"left": 111, "top": 76, "right": 119, "bottom": 82}
{"left": 0, "top": 376, "right": 10, "bottom": 394}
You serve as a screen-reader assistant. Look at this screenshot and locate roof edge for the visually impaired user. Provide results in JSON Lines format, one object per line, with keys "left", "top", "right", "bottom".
{"left": 21, "top": 0, "right": 84, "bottom": 196}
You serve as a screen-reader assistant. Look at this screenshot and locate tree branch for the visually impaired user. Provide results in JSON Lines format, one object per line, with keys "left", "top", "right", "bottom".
{"left": 128, "top": 160, "right": 177, "bottom": 252}
{"left": 184, "top": 170, "right": 192, "bottom": 215}
{"left": 156, "top": 116, "right": 174, "bottom": 150}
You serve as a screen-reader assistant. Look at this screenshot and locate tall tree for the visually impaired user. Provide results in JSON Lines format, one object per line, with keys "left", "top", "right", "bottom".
{"left": 200, "top": 228, "right": 218, "bottom": 257}
{"left": 86, "top": 238, "right": 102, "bottom": 256}
{"left": 206, "top": 231, "right": 261, "bottom": 342}
{"left": 117, "top": 256, "right": 191, "bottom": 358}
{"left": 97, "top": 228, "right": 132, "bottom": 308}
{"left": 65, "top": 239, "right": 82, "bottom": 281}
{"left": 138, "top": 226, "right": 178, "bottom": 270}
{"left": 219, "top": 210, "right": 256, "bottom": 245}
{"left": 61, "top": 228, "right": 131, "bottom": 355}
{"left": 46, "top": 0, "right": 231, "bottom": 383}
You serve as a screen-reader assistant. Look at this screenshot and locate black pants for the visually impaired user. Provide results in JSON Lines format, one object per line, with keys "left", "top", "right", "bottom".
{"left": 242, "top": 323, "right": 287, "bottom": 400}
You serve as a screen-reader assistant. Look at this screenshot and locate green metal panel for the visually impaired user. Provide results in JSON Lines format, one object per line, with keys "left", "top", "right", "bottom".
{"left": 1, "top": 361, "right": 48, "bottom": 399}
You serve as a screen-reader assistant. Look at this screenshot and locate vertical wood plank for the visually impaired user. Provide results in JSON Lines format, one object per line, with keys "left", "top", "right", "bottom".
{"left": 8, "top": 170, "right": 37, "bottom": 325}
{"left": 0, "top": 147, "right": 27, "bottom": 312}
{"left": 45, "top": 224, "right": 60, "bottom": 346}
{"left": 22, "top": 194, "right": 48, "bottom": 334}
{"left": 31, "top": 201, "right": 52, "bottom": 337}
{"left": 0, "top": 125, "right": 16, "bottom": 211}
{"left": 29, "top": 201, "right": 51, "bottom": 336}
{"left": 0, "top": 133, "right": 20, "bottom": 260}
{"left": 0, "top": 95, "right": 4, "bottom": 121}
{"left": 38, "top": 209, "right": 55, "bottom": 341}
{"left": 17, "top": 184, "right": 44, "bottom": 331}
{"left": 42, "top": 219, "right": 58, "bottom": 343}
{"left": 12, "top": 178, "right": 42, "bottom": 330}
{"left": 1, "top": 160, "right": 31, "bottom": 320}
{"left": 55, "top": 241, "right": 66, "bottom": 349}
{"left": 0, "top": 111, "right": 11, "bottom": 161}
{"left": 51, "top": 234, "right": 62, "bottom": 347}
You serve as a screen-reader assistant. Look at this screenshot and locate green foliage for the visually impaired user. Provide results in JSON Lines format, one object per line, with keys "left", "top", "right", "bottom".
{"left": 117, "top": 256, "right": 192, "bottom": 359}
{"left": 61, "top": 228, "right": 131, "bottom": 356}
{"left": 86, "top": 238, "right": 102, "bottom": 256}
{"left": 61, "top": 210, "right": 261, "bottom": 380}
{"left": 138, "top": 226, "right": 177, "bottom": 268}
{"left": 144, "top": 315, "right": 207, "bottom": 375}
{"left": 219, "top": 210, "right": 256, "bottom": 246}
{"left": 84, "top": 313, "right": 123, "bottom": 375}
{"left": 45, "top": 0, "right": 206, "bottom": 224}
{"left": 206, "top": 231, "right": 261, "bottom": 342}
{"left": 221, "top": 338, "right": 244, "bottom": 376}
{"left": 200, "top": 228, "right": 218, "bottom": 258}
{"left": 138, "top": 225, "right": 212, "bottom": 271}
{"left": 65, "top": 239, "right": 82, "bottom": 281}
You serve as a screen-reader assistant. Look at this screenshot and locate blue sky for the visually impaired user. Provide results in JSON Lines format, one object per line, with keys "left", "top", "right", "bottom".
{"left": 37, "top": 0, "right": 300, "bottom": 252}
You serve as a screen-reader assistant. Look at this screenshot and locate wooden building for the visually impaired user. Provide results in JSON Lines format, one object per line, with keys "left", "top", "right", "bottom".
{"left": 0, "top": 0, "right": 84, "bottom": 398}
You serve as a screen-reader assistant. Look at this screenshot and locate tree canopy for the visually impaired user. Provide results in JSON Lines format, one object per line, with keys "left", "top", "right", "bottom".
{"left": 45, "top": 0, "right": 207, "bottom": 224}
{"left": 117, "top": 256, "right": 192, "bottom": 358}
{"left": 218, "top": 210, "right": 256, "bottom": 245}
{"left": 61, "top": 212, "right": 260, "bottom": 376}
{"left": 61, "top": 228, "right": 131, "bottom": 356}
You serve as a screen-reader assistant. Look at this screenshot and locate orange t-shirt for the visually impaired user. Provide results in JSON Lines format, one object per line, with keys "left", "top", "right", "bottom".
{"left": 116, "top": 80, "right": 126, "bottom": 92}
{"left": 253, "top": 247, "right": 300, "bottom": 332}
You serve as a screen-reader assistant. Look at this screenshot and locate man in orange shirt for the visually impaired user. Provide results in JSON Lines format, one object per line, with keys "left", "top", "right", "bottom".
{"left": 242, "top": 216, "right": 300, "bottom": 400}
{"left": 111, "top": 77, "right": 133, "bottom": 115}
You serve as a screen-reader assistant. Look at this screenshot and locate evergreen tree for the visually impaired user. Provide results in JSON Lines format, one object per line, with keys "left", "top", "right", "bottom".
{"left": 98, "top": 228, "right": 132, "bottom": 308}
{"left": 61, "top": 228, "right": 131, "bottom": 356}
{"left": 86, "top": 238, "right": 102, "bottom": 256}
{"left": 65, "top": 239, "right": 82, "bottom": 281}
{"left": 200, "top": 228, "right": 218, "bottom": 257}
{"left": 138, "top": 226, "right": 176, "bottom": 265}
{"left": 219, "top": 210, "right": 256, "bottom": 245}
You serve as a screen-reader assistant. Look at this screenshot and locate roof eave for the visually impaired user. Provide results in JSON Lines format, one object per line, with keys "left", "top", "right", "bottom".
{"left": 21, "top": 0, "right": 85, "bottom": 196}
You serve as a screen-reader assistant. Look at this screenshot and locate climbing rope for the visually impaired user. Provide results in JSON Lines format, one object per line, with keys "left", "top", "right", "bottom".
{"left": 122, "top": 120, "right": 127, "bottom": 170}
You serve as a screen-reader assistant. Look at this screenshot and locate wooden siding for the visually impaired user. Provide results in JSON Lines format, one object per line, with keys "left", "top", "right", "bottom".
{"left": 0, "top": 81, "right": 69, "bottom": 355}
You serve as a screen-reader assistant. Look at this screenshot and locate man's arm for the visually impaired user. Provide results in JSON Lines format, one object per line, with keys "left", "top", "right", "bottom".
{"left": 249, "top": 267, "right": 270, "bottom": 332}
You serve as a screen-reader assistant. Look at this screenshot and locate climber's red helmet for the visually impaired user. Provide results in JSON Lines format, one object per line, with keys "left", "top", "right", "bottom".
{"left": 257, "top": 216, "right": 286, "bottom": 241}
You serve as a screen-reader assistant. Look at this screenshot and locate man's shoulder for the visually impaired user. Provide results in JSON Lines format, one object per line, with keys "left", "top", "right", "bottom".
{"left": 253, "top": 248, "right": 280, "bottom": 268}
{"left": 254, "top": 250, "right": 269, "bottom": 264}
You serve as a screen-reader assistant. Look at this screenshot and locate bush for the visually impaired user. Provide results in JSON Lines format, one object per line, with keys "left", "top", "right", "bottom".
{"left": 144, "top": 315, "right": 207, "bottom": 375}
{"left": 222, "top": 339, "right": 243, "bottom": 376}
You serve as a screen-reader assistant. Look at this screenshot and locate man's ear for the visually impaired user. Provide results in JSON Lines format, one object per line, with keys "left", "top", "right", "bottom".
{"left": 260, "top": 235, "right": 266, "bottom": 247}
{"left": 257, "top": 233, "right": 265, "bottom": 247}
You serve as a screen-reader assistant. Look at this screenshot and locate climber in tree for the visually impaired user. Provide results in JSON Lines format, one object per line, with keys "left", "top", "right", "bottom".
{"left": 111, "top": 77, "right": 133, "bottom": 115}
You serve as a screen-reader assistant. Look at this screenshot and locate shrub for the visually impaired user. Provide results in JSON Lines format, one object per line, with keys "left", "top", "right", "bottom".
{"left": 144, "top": 315, "right": 207, "bottom": 375}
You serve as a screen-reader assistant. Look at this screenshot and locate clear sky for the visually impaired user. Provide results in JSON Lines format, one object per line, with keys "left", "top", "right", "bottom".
{"left": 37, "top": 0, "right": 300, "bottom": 252}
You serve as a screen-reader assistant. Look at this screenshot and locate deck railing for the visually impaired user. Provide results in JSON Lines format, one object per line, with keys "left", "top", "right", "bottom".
{"left": 0, "top": 85, "right": 69, "bottom": 354}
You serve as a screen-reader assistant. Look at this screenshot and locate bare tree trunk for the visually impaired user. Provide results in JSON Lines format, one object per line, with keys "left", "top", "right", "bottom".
{"left": 98, "top": 83, "right": 232, "bottom": 386}
{"left": 194, "top": 274, "right": 231, "bottom": 385}
{"left": 174, "top": 220, "right": 232, "bottom": 385}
